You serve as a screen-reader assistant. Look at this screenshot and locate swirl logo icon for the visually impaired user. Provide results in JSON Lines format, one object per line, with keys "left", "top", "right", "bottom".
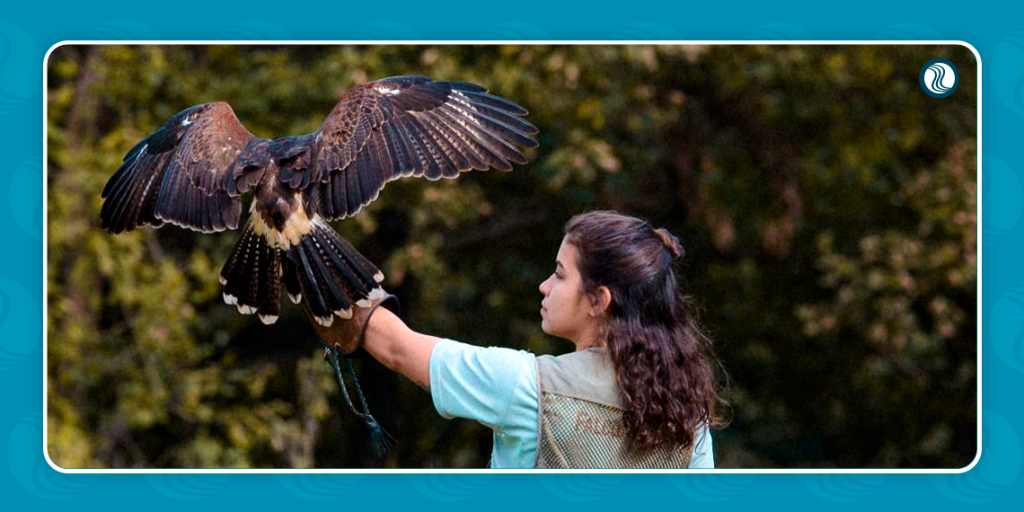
{"left": 920, "top": 58, "right": 960, "bottom": 98}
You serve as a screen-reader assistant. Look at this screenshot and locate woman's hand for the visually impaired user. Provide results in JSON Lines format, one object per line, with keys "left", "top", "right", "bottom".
{"left": 305, "top": 292, "right": 439, "bottom": 390}
{"left": 305, "top": 293, "right": 400, "bottom": 356}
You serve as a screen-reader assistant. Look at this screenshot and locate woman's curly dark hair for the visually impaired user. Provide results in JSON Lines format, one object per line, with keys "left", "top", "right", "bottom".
{"left": 565, "top": 211, "right": 729, "bottom": 452}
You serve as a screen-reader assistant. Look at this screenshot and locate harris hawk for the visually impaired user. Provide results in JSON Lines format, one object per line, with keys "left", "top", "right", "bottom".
{"left": 100, "top": 75, "right": 538, "bottom": 331}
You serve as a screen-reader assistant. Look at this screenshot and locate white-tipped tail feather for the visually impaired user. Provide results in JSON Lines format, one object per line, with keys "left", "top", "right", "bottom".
{"left": 220, "top": 215, "right": 284, "bottom": 325}
{"left": 286, "top": 214, "right": 387, "bottom": 327}
{"left": 222, "top": 210, "right": 386, "bottom": 332}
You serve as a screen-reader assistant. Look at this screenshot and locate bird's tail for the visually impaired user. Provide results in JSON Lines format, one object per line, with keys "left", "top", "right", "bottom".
{"left": 284, "top": 216, "right": 384, "bottom": 328}
{"left": 219, "top": 219, "right": 283, "bottom": 324}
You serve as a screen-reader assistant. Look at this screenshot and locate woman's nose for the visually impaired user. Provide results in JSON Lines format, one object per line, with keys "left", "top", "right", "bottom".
{"left": 539, "top": 276, "right": 551, "bottom": 295}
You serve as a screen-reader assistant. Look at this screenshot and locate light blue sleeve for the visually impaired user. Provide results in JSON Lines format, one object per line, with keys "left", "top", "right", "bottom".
{"left": 429, "top": 338, "right": 540, "bottom": 468}
{"left": 429, "top": 338, "right": 538, "bottom": 430}
{"left": 689, "top": 424, "right": 715, "bottom": 468}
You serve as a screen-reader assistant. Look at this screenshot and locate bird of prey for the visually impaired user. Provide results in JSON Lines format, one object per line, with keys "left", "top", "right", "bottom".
{"left": 100, "top": 75, "right": 538, "bottom": 328}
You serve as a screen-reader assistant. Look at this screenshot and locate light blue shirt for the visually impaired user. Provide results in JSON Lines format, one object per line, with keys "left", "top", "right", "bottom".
{"left": 429, "top": 338, "right": 715, "bottom": 468}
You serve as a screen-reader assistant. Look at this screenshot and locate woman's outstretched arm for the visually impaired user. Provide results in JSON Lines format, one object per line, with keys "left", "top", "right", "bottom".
{"left": 360, "top": 308, "right": 441, "bottom": 390}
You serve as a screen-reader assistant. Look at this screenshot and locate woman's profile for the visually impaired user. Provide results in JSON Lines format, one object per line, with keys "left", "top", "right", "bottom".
{"left": 316, "top": 210, "right": 729, "bottom": 468}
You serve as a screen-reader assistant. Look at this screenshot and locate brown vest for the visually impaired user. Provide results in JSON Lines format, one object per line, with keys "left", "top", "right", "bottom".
{"left": 533, "top": 348, "right": 694, "bottom": 468}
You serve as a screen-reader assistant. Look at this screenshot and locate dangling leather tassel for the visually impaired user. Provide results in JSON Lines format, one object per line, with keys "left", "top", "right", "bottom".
{"left": 324, "top": 345, "right": 396, "bottom": 456}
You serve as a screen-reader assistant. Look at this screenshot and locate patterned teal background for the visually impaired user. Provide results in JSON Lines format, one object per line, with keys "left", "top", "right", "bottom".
{"left": 3, "top": 0, "right": 1019, "bottom": 508}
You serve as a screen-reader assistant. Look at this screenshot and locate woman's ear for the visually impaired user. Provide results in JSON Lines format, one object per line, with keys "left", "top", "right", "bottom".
{"left": 590, "top": 286, "right": 612, "bottom": 317}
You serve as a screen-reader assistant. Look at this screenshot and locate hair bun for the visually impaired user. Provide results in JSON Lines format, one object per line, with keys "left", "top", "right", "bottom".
{"left": 654, "top": 228, "right": 684, "bottom": 259}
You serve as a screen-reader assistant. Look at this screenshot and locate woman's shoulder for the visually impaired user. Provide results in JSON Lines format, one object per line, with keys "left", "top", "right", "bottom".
{"left": 434, "top": 338, "right": 538, "bottom": 365}
{"left": 429, "top": 338, "right": 540, "bottom": 430}
{"left": 535, "top": 348, "right": 620, "bottom": 408}
{"left": 431, "top": 338, "right": 538, "bottom": 388}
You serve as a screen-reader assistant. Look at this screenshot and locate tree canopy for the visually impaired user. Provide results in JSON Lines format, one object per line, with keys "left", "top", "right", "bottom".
{"left": 46, "top": 44, "right": 977, "bottom": 469}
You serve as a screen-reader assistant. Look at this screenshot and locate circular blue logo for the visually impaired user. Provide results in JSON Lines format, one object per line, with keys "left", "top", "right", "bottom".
{"left": 920, "top": 58, "right": 960, "bottom": 98}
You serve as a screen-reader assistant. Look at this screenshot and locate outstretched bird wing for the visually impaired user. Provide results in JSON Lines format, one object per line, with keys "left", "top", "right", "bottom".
{"left": 306, "top": 75, "right": 539, "bottom": 220}
{"left": 100, "top": 102, "right": 256, "bottom": 234}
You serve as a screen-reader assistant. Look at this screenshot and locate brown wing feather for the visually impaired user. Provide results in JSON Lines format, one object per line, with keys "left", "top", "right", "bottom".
{"left": 308, "top": 76, "right": 539, "bottom": 220}
{"left": 100, "top": 102, "right": 256, "bottom": 233}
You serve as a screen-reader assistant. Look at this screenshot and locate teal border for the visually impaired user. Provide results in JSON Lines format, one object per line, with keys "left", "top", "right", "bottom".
{"left": 4, "top": 1, "right": 1020, "bottom": 509}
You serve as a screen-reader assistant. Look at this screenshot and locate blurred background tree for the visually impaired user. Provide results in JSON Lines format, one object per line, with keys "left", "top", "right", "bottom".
{"left": 46, "top": 44, "right": 976, "bottom": 469}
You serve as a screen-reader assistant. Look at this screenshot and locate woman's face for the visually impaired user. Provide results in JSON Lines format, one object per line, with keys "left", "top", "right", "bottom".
{"left": 539, "top": 238, "right": 599, "bottom": 348}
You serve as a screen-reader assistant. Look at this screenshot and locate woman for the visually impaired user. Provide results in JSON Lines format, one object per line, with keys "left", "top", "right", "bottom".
{"left": 323, "top": 210, "right": 728, "bottom": 468}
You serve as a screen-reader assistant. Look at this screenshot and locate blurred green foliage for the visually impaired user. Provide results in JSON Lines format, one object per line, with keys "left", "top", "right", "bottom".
{"left": 46, "top": 44, "right": 976, "bottom": 469}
